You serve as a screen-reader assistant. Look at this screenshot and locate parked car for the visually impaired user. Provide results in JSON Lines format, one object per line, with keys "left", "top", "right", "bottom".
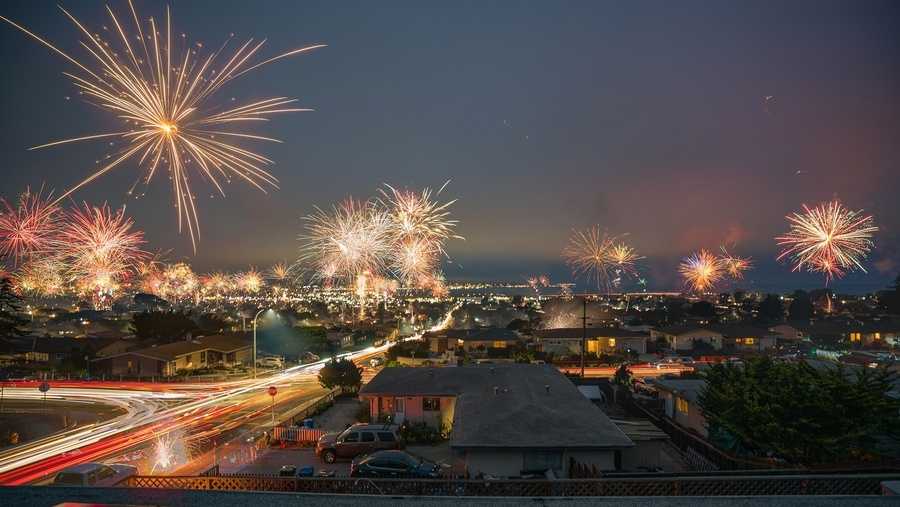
{"left": 52, "top": 463, "right": 137, "bottom": 487}
{"left": 369, "top": 356, "right": 385, "bottom": 368}
{"left": 257, "top": 356, "right": 284, "bottom": 369}
{"left": 302, "top": 352, "right": 321, "bottom": 363}
{"left": 350, "top": 450, "right": 441, "bottom": 478}
{"left": 315, "top": 423, "right": 401, "bottom": 463}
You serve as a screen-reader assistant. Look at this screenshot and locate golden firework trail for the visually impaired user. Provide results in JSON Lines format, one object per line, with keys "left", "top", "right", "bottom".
{"left": 679, "top": 249, "right": 724, "bottom": 293}
{"left": 776, "top": 200, "right": 877, "bottom": 283}
{"left": 2, "top": 1, "right": 324, "bottom": 251}
{"left": 609, "top": 240, "right": 644, "bottom": 279}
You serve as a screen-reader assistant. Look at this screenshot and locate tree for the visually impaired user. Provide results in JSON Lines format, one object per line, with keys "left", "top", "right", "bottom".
{"left": 689, "top": 301, "right": 717, "bottom": 320}
{"left": 788, "top": 290, "right": 814, "bottom": 321}
{"left": 756, "top": 294, "right": 784, "bottom": 323}
{"left": 130, "top": 311, "right": 198, "bottom": 343}
{"left": 0, "top": 276, "right": 28, "bottom": 338}
{"left": 317, "top": 358, "right": 362, "bottom": 392}
{"left": 699, "top": 357, "right": 900, "bottom": 465}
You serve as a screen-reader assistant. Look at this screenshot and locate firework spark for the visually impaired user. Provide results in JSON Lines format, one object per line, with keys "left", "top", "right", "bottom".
{"left": 60, "top": 203, "right": 147, "bottom": 306}
{"left": 679, "top": 249, "right": 724, "bottom": 293}
{"left": 269, "top": 262, "right": 290, "bottom": 282}
{"left": 563, "top": 226, "right": 617, "bottom": 291}
{"left": 776, "top": 200, "right": 877, "bottom": 282}
{"left": 2, "top": 2, "right": 324, "bottom": 250}
{"left": 156, "top": 263, "right": 199, "bottom": 302}
{"left": 609, "top": 240, "right": 643, "bottom": 278}
{"left": 719, "top": 247, "right": 753, "bottom": 280}
{"left": 202, "top": 271, "right": 232, "bottom": 296}
{"left": 380, "top": 182, "right": 461, "bottom": 250}
{"left": 0, "top": 187, "right": 61, "bottom": 265}
{"left": 14, "top": 257, "right": 66, "bottom": 297}
{"left": 393, "top": 238, "right": 438, "bottom": 286}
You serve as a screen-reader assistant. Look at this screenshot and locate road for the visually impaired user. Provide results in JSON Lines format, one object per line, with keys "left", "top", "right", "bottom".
{"left": 0, "top": 344, "right": 385, "bottom": 485}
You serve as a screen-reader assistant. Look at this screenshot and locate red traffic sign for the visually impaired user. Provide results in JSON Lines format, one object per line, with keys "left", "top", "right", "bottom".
{"left": 267, "top": 386, "right": 277, "bottom": 397}
{"left": 38, "top": 381, "right": 50, "bottom": 393}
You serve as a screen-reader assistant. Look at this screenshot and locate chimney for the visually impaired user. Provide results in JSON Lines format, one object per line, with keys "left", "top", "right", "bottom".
{"left": 545, "top": 384, "right": 550, "bottom": 394}
{"left": 493, "top": 386, "right": 499, "bottom": 395}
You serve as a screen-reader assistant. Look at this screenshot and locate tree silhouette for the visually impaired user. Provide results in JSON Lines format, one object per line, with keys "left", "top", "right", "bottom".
{"left": 0, "top": 275, "right": 27, "bottom": 338}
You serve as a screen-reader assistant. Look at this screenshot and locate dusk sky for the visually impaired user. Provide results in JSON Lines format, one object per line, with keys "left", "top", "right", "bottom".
{"left": 2, "top": 0, "right": 898, "bottom": 292}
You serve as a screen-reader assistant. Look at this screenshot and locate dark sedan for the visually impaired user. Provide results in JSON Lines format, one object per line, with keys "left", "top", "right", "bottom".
{"left": 350, "top": 450, "right": 441, "bottom": 479}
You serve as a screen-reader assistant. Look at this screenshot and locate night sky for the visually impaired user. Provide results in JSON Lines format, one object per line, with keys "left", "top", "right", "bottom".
{"left": 1, "top": 1, "right": 899, "bottom": 293}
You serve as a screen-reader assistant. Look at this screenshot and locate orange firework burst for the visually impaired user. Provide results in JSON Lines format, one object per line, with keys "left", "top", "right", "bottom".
{"left": 2, "top": 1, "right": 324, "bottom": 250}
{"left": 59, "top": 203, "right": 147, "bottom": 305}
{"left": 719, "top": 247, "right": 753, "bottom": 280}
{"left": 14, "top": 257, "right": 67, "bottom": 297}
{"left": 609, "top": 240, "right": 643, "bottom": 278}
{"left": 679, "top": 249, "right": 724, "bottom": 293}
{"left": 0, "top": 187, "right": 61, "bottom": 265}
{"left": 776, "top": 200, "right": 877, "bottom": 282}
{"left": 269, "top": 262, "right": 291, "bottom": 282}
{"left": 237, "top": 268, "right": 264, "bottom": 294}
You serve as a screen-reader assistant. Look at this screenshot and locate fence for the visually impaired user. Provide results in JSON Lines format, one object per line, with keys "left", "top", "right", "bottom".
{"left": 272, "top": 426, "right": 326, "bottom": 444}
{"left": 121, "top": 472, "right": 898, "bottom": 496}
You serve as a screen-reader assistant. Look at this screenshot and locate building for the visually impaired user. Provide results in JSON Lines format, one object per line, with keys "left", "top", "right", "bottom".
{"left": 653, "top": 378, "right": 708, "bottom": 438}
{"left": 709, "top": 325, "right": 779, "bottom": 353}
{"left": 93, "top": 334, "right": 251, "bottom": 377}
{"left": 359, "top": 364, "right": 634, "bottom": 478}
{"left": 424, "top": 327, "right": 521, "bottom": 355}
{"left": 535, "top": 328, "right": 649, "bottom": 356}
{"left": 651, "top": 326, "right": 724, "bottom": 352}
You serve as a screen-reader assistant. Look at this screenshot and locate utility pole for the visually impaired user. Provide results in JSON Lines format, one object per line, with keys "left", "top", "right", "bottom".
{"left": 581, "top": 297, "right": 587, "bottom": 378}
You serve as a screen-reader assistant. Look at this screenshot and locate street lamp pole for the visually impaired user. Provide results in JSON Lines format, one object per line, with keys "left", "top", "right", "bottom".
{"left": 252, "top": 308, "right": 268, "bottom": 379}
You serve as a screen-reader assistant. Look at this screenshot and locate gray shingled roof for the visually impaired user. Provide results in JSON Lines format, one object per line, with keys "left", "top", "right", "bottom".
{"left": 105, "top": 334, "right": 250, "bottom": 362}
{"left": 653, "top": 379, "right": 707, "bottom": 403}
{"left": 361, "top": 364, "right": 634, "bottom": 450}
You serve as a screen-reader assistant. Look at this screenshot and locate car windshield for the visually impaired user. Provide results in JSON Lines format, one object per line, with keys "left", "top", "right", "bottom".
{"left": 54, "top": 473, "right": 83, "bottom": 485}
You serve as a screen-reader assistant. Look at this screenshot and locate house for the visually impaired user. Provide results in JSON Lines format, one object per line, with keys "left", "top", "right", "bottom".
{"left": 612, "top": 419, "right": 672, "bottom": 471}
{"left": 709, "top": 324, "right": 778, "bottom": 352}
{"left": 535, "top": 328, "right": 649, "bottom": 356}
{"left": 650, "top": 326, "right": 724, "bottom": 351}
{"left": 92, "top": 334, "right": 251, "bottom": 377}
{"left": 25, "top": 337, "right": 116, "bottom": 366}
{"left": 424, "top": 327, "right": 521, "bottom": 355}
{"left": 653, "top": 378, "right": 708, "bottom": 438}
{"left": 359, "top": 364, "right": 634, "bottom": 478}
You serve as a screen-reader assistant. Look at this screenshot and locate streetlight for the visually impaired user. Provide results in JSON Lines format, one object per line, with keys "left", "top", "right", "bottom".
{"left": 252, "top": 308, "right": 274, "bottom": 379}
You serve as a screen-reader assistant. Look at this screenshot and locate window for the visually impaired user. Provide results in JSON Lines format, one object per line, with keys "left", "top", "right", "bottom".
{"left": 744, "top": 338, "right": 755, "bottom": 345}
{"left": 200, "top": 351, "right": 207, "bottom": 363}
{"left": 492, "top": 340, "right": 507, "bottom": 349}
{"left": 361, "top": 432, "right": 375, "bottom": 442}
{"left": 874, "top": 333, "right": 882, "bottom": 341}
{"left": 676, "top": 397, "right": 689, "bottom": 414}
{"left": 523, "top": 451, "right": 562, "bottom": 472}
{"left": 608, "top": 338, "right": 616, "bottom": 348}
{"left": 377, "top": 432, "right": 396, "bottom": 442}
{"left": 850, "top": 332, "right": 861, "bottom": 342}
{"left": 97, "top": 466, "right": 116, "bottom": 480}
{"left": 586, "top": 340, "right": 599, "bottom": 354}
{"left": 342, "top": 432, "right": 359, "bottom": 443}
{"left": 423, "top": 397, "right": 440, "bottom": 411}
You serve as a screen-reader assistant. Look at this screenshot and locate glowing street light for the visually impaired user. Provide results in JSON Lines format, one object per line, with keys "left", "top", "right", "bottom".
{"left": 252, "top": 308, "right": 276, "bottom": 379}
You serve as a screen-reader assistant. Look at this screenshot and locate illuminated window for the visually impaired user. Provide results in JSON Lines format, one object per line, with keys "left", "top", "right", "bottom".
{"left": 492, "top": 340, "right": 507, "bottom": 349}
{"left": 850, "top": 333, "right": 861, "bottom": 342}
{"left": 744, "top": 338, "right": 755, "bottom": 345}
{"left": 586, "top": 340, "right": 600, "bottom": 353}
{"left": 676, "top": 397, "right": 689, "bottom": 414}
{"left": 874, "top": 333, "right": 881, "bottom": 341}
{"left": 608, "top": 338, "right": 616, "bottom": 348}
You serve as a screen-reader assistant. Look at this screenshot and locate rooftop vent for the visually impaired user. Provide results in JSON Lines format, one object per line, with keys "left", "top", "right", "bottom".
{"left": 545, "top": 384, "right": 550, "bottom": 393}
{"left": 493, "top": 386, "right": 499, "bottom": 395}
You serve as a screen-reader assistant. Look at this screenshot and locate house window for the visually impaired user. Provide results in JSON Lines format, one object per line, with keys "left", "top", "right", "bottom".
{"left": 492, "top": 340, "right": 507, "bottom": 349}
{"left": 874, "top": 333, "right": 881, "bottom": 341}
{"left": 423, "top": 397, "right": 440, "bottom": 411}
{"left": 608, "top": 338, "right": 616, "bottom": 348}
{"left": 586, "top": 340, "right": 600, "bottom": 354}
{"left": 744, "top": 338, "right": 755, "bottom": 345}
{"left": 850, "top": 333, "right": 861, "bottom": 342}
{"left": 523, "top": 451, "right": 562, "bottom": 473}
{"left": 200, "top": 351, "right": 207, "bottom": 363}
{"left": 676, "top": 397, "right": 689, "bottom": 414}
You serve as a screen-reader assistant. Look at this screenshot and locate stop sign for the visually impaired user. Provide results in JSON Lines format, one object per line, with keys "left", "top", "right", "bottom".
{"left": 38, "top": 381, "right": 50, "bottom": 393}
{"left": 268, "top": 386, "right": 277, "bottom": 397}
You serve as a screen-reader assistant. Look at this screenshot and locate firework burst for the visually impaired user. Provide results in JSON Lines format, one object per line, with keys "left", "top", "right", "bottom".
{"left": 156, "top": 263, "right": 199, "bottom": 302}
{"left": 563, "top": 226, "right": 617, "bottom": 291}
{"left": 380, "top": 182, "right": 461, "bottom": 250}
{"left": 0, "top": 187, "right": 61, "bottom": 265}
{"left": 719, "top": 247, "right": 753, "bottom": 280}
{"left": 237, "top": 267, "right": 264, "bottom": 293}
{"left": 679, "top": 249, "right": 724, "bottom": 293}
{"left": 609, "top": 240, "right": 643, "bottom": 279}
{"left": 299, "top": 199, "right": 393, "bottom": 285}
{"left": 2, "top": 1, "right": 324, "bottom": 250}
{"left": 776, "top": 200, "right": 877, "bottom": 283}
{"left": 269, "top": 262, "right": 291, "bottom": 282}
{"left": 60, "top": 202, "right": 147, "bottom": 305}
{"left": 14, "top": 257, "right": 67, "bottom": 297}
